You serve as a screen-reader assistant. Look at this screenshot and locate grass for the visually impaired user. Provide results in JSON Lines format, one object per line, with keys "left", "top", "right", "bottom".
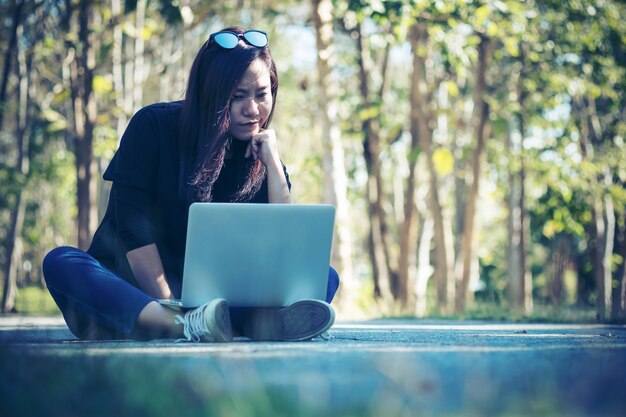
{"left": 2, "top": 285, "right": 61, "bottom": 316}
{"left": 453, "top": 302, "right": 599, "bottom": 323}
{"left": 1, "top": 285, "right": 607, "bottom": 324}
{"left": 366, "top": 299, "right": 602, "bottom": 324}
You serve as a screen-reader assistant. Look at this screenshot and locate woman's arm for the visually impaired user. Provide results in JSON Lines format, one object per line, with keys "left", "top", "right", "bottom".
{"left": 113, "top": 183, "right": 173, "bottom": 298}
{"left": 127, "top": 243, "right": 173, "bottom": 299}
{"left": 266, "top": 158, "right": 292, "bottom": 203}
{"left": 246, "top": 128, "right": 292, "bottom": 204}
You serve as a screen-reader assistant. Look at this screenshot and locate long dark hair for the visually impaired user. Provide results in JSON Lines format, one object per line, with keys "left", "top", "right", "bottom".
{"left": 179, "top": 26, "right": 279, "bottom": 203}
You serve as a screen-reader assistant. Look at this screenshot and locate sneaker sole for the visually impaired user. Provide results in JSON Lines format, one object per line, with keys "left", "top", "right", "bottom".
{"left": 204, "top": 299, "right": 233, "bottom": 342}
{"left": 248, "top": 299, "right": 335, "bottom": 341}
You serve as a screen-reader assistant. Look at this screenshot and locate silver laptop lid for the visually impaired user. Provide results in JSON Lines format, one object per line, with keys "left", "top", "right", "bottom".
{"left": 181, "top": 203, "right": 335, "bottom": 307}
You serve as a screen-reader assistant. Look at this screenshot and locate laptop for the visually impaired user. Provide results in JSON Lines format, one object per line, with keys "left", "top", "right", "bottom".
{"left": 159, "top": 203, "right": 335, "bottom": 308}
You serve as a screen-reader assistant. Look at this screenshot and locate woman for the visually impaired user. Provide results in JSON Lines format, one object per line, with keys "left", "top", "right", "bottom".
{"left": 42, "top": 27, "right": 339, "bottom": 342}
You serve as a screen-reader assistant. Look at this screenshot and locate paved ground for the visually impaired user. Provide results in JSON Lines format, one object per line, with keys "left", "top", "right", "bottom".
{"left": 1, "top": 316, "right": 625, "bottom": 417}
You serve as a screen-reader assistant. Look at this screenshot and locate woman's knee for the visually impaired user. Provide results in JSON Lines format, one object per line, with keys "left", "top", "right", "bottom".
{"left": 42, "top": 246, "right": 80, "bottom": 285}
{"left": 326, "top": 266, "right": 340, "bottom": 303}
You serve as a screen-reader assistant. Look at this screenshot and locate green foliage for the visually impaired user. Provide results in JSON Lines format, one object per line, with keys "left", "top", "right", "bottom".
{"left": 2, "top": 0, "right": 626, "bottom": 318}
{"left": 7, "top": 286, "right": 60, "bottom": 316}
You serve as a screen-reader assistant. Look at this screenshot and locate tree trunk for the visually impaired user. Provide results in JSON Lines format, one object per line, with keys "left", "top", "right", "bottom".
{"left": 2, "top": 194, "right": 26, "bottom": 313}
{"left": 456, "top": 34, "right": 493, "bottom": 313}
{"left": 111, "top": 0, "right": 127, "bottom": 139}
{"left": 397, "top": 110, "right": 419, "bottom": 306}
{"left": 592, "top": 190, "right": 612, "bottom": 322}
{"left": 590, "top": 203, "right": 607, "bottom": 319}
{"left": 549, "top": 236, "right": 569, "bottom": 306}
{"left": 159, "top": 34, "right": 177, "bottom": 102}
{"left": 386, "top": 32, "right": 419, "bottom": 307}
{"left": 614, "top": 209, "right": 626, "bottom": 321}
{"left": 506, "top": 125, "right": 524, "bottom": 307}
{"left": 0, "top": 0, "right": 23, "bottom": 131}
{"left": 354, "top": 22, "right": 394, "bottom": 301}
{"left": 409, "top": 23, "right": 453, "bottom": 313}
{"left": 415, "top": 216, "right": 434, "bottom": 316}
{"left": 508, "top": 57, "right": 533, "bottom": 314}
{"left": 615, "top": 260, "right": 626, "bottom": 321}
{"left": 599, "top": 169, "right": 615, "bottom": 319}
{"left": 397, "top": 172, "right": 419, "bottom": 307}
{"left": 453, "top": 95, "right": 470, "bottom": 311}
{"left": 133, "top": 0, "right": 146, "bottom": 110}
{"left": 576, "top": 248, "right": 595, "bottom": 306}
{"left": 519, "top": 123, "right": 533, "bottom": 314}
{"left": 574, "top": 95, "right": 613, "bottom": 320}
{"left": 68, "top": 0, "right": 98, "bottom": 249}
{"left": 2, "top": 23, "right": 30, "bottom": 313}
{"left": 311, "top": 0, "right": 355, "bottom": 305}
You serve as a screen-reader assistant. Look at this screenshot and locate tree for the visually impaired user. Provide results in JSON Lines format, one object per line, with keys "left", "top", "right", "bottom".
{"left": 0, "top": 0, "right": 23, "bottom": 132}
{"left": 354, "top": 20, "right": 395, "bottom": 302}
{"left": 311, "top": 0, "right": 356, "bottom": 306}
{"left": 408, "top": 21, "right": 453, "bottom": 313}
{"left": 528, "top": 0, "right": 626, "bottom": 320}
{"left": 2, "top": 1, "right": 28, "bottom": 313}
{"left": 63, "top": 0, "right": 99, "bottom": 250}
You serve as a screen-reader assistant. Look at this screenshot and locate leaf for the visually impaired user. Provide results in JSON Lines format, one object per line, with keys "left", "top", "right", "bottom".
{"left": 432, "top": 148, "right": 454, "bottom": 175}
{"left": 487, "top": 22, "right": 499, "bottom": 37}
{"left": 52, "top": 88, "right": 71, "bottom": 105}
{"left": 42, "top": 108, "right": 65, "bottom": 123}
{"left": 504, "top": 38, "right": 520, "bottom": 57}
{"left": 475, "top": 4, "right": 491, "bottom": 26}
{"left": 141, "top": 27, "right": 152, "bottom": 41}
{"left": 466, "top": 34, "right": 482, "bottom": 47}
{"left": 358, "top": 106, "right": 380, "bottom": 122}
{"left": 122, "top": 22, "right": 137, "bottom": 38}
{"left": 42, "top": 108, "right": 67, "bottom": 133}
{"left": 447, "top": 80, "right": 460, "bottom": 97}
{"left": 408, "top": 147, "right": 421, "bottom": 163}
{"left": 589, "top": 84, "right": 602, "bottom": 99}
{"left": 434, "top": 1, "right": 455, "bottom": 14}
{"left": 93, "top": 75, "right": 113, "bottom": 94}
{"left": 542, "top": 221, "right": 554, "bottom": 239}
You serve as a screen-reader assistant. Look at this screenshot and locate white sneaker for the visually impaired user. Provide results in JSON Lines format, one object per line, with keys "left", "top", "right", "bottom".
{"left": 175, "top": 298, "right": 233, "bottom": 342}
{"left": 244, "top": 299, "right": 335, "bottom": 341}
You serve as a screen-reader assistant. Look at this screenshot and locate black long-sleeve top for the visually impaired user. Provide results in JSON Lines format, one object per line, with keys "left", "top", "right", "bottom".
{"left": 87, "top": 101, "right": 290, "bottom": 289}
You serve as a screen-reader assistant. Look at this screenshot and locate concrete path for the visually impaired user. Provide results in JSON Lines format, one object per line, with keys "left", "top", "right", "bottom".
{"left": 1, "top": 316, "right": 625, "bottom": 417}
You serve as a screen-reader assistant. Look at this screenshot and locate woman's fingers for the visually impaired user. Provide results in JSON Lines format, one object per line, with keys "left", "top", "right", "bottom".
{"left": 245, "top": 139, "right": 260, "bottom": 160}
{"left": 246, "top": 129, "right": 277, "bottom": 163}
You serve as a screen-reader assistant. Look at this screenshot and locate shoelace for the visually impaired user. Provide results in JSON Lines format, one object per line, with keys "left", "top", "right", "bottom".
{"left": 174, "top": 303, "right": 210, "bottom": 342}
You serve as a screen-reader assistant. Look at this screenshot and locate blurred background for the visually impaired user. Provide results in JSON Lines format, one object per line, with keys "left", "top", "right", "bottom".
{"left": 0, "top": 0, "right": 624, "bottom": 322}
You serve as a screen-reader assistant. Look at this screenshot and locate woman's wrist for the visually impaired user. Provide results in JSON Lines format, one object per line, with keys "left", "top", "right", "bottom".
{"left": 266, "top": 161, "right": 291, "bottom": 203}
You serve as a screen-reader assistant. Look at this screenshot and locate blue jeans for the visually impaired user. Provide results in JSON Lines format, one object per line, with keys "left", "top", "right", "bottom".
{"left": 42, "top": 246, "right": 340, "bottom": 340}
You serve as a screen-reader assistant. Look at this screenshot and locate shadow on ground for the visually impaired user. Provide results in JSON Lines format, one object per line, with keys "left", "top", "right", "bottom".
{"left": 1, "top": 316, "right": 625, "bottom": 417}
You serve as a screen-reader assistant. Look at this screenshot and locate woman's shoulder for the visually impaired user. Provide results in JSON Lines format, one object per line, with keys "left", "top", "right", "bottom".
{"left": 134, "top": 101, "right": 183, "bottom": 120}
{"left": 126, "top": 101, "right": 183, "bottom": 136}
{"left": 105, "top": 101, "right": 184, "bottom": 185}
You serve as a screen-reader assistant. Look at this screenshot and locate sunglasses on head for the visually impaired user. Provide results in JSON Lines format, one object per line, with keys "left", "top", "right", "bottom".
{"left": 209, "top": 30, "right": 268, "bottom": 49}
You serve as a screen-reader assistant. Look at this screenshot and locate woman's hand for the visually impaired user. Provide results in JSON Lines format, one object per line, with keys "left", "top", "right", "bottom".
{"left": 245, "top": 128, "right": 280, "bottom": 167}
{"left": 245, "top": 128, "right": 291, "bottom": 203}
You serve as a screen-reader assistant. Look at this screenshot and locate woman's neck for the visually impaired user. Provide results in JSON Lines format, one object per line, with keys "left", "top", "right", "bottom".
{"left": 225, "top": 137, "right": 248, "bottom": 159}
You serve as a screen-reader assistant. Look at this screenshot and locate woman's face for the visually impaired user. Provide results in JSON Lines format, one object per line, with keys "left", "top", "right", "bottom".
{"left": 228, "top": 58, "right": 273, "bottom": 141}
